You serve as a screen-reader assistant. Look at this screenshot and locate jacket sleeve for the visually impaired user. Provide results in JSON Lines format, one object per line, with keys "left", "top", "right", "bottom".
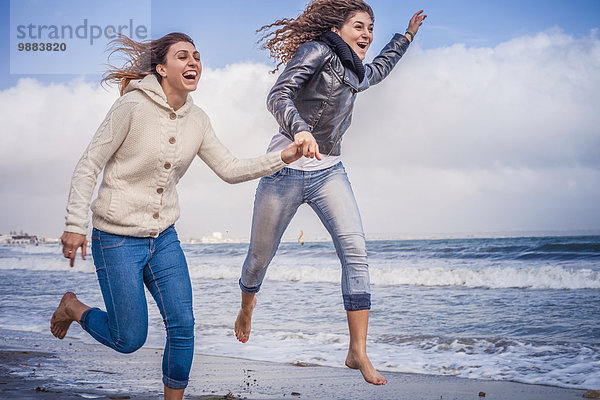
{"left": 365, "top": 33, "right": 411, "bottom": 87}
{"left": 266, "top": 42, "right": 330, "bottom": 140}
{"left": 64, "top": 99, "right": 134, "bottom": 235}
{"left": 197, "top": 116, "right": 286, "bottom": 184}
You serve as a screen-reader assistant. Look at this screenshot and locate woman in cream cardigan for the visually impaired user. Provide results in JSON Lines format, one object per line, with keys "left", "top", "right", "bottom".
{"left": 50, "top": 32, "right": 309, "bottom": 400}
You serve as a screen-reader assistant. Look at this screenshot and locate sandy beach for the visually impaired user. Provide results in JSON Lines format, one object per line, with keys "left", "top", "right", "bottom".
{"left": 0, "top": 327, "right": 587, "bottom": 400}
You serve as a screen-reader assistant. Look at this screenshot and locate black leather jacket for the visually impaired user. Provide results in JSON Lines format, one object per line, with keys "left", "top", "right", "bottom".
{"left": 267, "top": 33, "right": 410, "bottom": 156}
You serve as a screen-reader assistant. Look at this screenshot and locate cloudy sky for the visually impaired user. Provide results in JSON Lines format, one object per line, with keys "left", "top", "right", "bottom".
{"left": 1, "top": 0, "right": 599, "bottom": 240}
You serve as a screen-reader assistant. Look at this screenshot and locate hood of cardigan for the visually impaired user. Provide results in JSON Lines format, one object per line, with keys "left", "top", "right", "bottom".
{"left": 124, "top": 74, "right": 194, "bottom": 116}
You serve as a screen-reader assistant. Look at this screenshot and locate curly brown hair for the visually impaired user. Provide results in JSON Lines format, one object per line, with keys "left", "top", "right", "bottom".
{"left": 102, "top": 32, "right": 195, "bottom": 95}
{"left": 257, "top": 0, "right": 374, "bottom": 71}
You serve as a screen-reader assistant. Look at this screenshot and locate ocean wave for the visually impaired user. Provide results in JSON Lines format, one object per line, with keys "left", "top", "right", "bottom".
{"left": 370, "top": 265, "right": 600, "bottom": 289}
{"left": 185, "top": 263, "right": 600, "bottom": 290}
{"left": 395, "top": 242, "right": 600, "bottom": 261}
{"left": 2, "top": 237, "right": 599, "bottom": 290}
{"left": 1, "top": 254, "right": 597, "bottom": 290}
{"left": 0, "top": 256, "right": 96, "bottom": 272}
{"left": 189, "top": 237, "right": 600, "bottom": 262}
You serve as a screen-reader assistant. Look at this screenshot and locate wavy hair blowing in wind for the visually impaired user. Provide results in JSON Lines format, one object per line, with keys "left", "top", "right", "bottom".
{"left": 257, "top": 0, "right": 374, "bottom": 71}
{"left": 102, "top": 32, "right": 195, "bottom": 95}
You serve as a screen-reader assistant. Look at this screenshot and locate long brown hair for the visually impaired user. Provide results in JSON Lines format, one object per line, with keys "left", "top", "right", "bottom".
{"left": 257, "top": 0, "right": 374, "bottom": 71}
{"left": 102, "top": 32, "right": 195, "bottom": 95}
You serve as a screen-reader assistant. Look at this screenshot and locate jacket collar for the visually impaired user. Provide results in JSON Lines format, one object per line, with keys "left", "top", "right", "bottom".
{"left": 319, "top": 31, "right": 365, "bottom": 83}
{"left": 125, "top": 74, "right": 194, "bottom": 116}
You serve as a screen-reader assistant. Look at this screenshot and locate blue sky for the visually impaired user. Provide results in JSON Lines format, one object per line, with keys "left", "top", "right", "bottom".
{"left": 2, "top": 0, "right": 599, "bottom": 88}
{"left": 1, "top": 0, "right": 599, "bottom": 239}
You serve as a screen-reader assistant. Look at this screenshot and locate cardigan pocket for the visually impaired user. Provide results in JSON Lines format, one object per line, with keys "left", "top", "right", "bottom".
{"left": 92, "top": 191, "right": 113, "bottom": 220}
{"left": 106, "top": 191, "right": 124, "bottom": 223}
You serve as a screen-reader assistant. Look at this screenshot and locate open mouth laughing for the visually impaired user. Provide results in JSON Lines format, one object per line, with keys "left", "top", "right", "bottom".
{"left": 183, "top": 70, "right": 198, "bottom": 82}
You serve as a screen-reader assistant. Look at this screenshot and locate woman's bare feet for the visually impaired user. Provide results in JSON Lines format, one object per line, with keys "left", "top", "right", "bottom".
{"left": 50, "top": 292, "right": 88, "bottom": 339}
{"left": 345, "top": 349, "right": 387, "bottom": 385}
{"left": 234, "top": 293, "right": 257, "bottom": 343}
{"left": 345, "top": 309, "right": 387, "bottom": 385}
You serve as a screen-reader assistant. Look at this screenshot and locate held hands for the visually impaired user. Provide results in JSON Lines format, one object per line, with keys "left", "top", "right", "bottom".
{"left": 294, "top": 131, "right": 321, "bottom": 160}
{"left": 60, "top": 231, "right": 87, "bottom": 267}
{"left": 405, "top": 10, "right": 427, "bottom": 42}
{"left": 280, "top": 131, "right": 322, "bottom": 164}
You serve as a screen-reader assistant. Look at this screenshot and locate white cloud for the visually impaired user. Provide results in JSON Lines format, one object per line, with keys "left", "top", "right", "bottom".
{"left": 1, "top": 31, "right": 599, "bottom": 239}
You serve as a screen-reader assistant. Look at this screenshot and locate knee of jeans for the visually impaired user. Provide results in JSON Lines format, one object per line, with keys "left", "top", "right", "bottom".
{"left": 114, "top": 331, "right": 147, "bottom": 354}
{"left": 337, "top": 231, "right": 366, "bottom": 247}
{"left": 337, "top": 234, "right": 367, "bottom": 260}
{"left": 167, "top": 312, "right": 195, "bottom": 338}
{"left": 247, "top": 251, "right": 271, "bottom": 273}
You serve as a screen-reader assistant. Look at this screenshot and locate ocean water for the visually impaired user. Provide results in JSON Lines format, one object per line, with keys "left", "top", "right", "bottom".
{"left": 0, "top": 235, "right": 598, "bottom": 390}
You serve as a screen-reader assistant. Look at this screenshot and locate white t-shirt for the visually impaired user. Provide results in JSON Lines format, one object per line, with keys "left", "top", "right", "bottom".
{"left": 267, "top": 133, "right": 341, "bottom": 171}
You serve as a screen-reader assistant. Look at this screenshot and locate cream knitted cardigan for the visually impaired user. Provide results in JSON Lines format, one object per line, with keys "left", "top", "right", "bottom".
{"left": 65, "top": 75, "right": 286, "bottom": 237}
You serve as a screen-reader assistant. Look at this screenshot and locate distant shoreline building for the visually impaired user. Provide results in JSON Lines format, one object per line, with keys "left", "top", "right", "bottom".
{"left": 183, "top": 231, "right": 241, "bottom": 244}
{"left": 0, "top": 233, "right": 38, "bottom": 245}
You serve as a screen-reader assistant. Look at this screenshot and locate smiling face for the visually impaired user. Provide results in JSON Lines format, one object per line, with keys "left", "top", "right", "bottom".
{"left": 156, "top": 41, "right": 202, "bottom": 96}
{"left": 334, "top": 11, "right": 374, "bottom": 60}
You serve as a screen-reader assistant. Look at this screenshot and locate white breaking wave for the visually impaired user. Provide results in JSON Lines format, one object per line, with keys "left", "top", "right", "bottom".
{"left": 185, "top": 263, "right": 600, "bottom": 290}
{"left": 0, "top": 257, "right": 96, "bottom": 273}
{"left": 370, "top": 265, "right": 600, "bottom": 289}
{"left": 1, "top": 251, "right": 597, "bottom": 290}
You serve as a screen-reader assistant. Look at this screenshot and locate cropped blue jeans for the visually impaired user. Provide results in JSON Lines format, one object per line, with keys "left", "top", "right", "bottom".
{"left": 81, "top": 225, "right": 194, "bottom": 390}
{"left": 239, "top": 162, "right": 371, "bottom": 310}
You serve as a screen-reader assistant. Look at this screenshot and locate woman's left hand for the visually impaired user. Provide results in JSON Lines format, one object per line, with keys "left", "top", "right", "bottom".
{"left": 406, "top": 10, "right": 427, "bottom": 39}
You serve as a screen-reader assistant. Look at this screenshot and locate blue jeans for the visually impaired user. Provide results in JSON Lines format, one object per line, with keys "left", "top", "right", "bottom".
{"left": 82, "top": 226, "right": 194, "bottom": 390}
{"left": 240, "top": 162, "right": 371, "bottom": 310}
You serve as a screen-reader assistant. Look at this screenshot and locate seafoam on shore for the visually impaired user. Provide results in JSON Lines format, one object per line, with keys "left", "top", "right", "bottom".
{"left": 0, "top": 327, "right": 588, "bottom": 400}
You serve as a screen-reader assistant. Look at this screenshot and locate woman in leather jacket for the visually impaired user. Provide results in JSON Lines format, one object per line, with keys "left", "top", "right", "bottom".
{"left": 235, "top": 0, "right": 426, "bottom": 385}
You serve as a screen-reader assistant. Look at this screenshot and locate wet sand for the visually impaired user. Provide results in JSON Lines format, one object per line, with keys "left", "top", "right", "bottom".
{"left": 0, "top": 328, "right": 587, "bottom": 399}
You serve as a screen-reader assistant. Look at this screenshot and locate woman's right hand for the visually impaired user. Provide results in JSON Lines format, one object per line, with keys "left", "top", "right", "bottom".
{"left": 294, "top": 131, "right": 322, "bottom": 160}
{"left": 60, "top": 231, "right": 87, "bottom": 267}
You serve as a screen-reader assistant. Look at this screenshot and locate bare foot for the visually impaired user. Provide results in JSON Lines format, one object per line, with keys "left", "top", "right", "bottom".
{"left": 234, "top": 295, "right": 257, "bottom": 343}
{"left": 345, "top": 349, "right": 387, "bottom": 385}
{"left": 50, "top": 292, "right": 80, "bottom": 339}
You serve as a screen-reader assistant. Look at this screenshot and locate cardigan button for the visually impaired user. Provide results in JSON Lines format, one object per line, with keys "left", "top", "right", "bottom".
{"left": 149, "top": 231, "right": 158, "bottom": 237}
{"left": 157, "top": 188, "right": 164, "bottom": 194}
{"left": 164, "top": 162, "right": 171, "bottom": 169}
{"left": 169, "top": 137, "right": 176, "bottom": 144}
{"left": 169, "top": 112, "right": 177, "bottom": 120}
{"left": 153, "top": 213, "right": 159, "bottom": 219}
